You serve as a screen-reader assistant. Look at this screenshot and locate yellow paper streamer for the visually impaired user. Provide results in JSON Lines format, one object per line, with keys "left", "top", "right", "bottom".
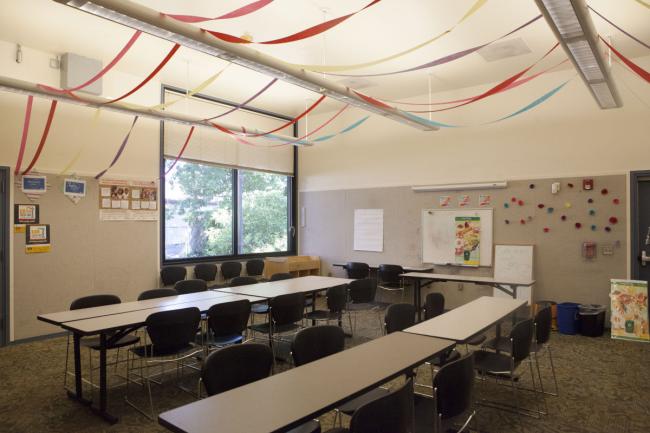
{"left": 634, "top": 0, "right": 650, "bottom": 8}
{"left": 59, "top": 108, "right": 102, "bottom": 175}
{"left": 288, "top": 0, "right": 487, "bottom": 72}
{"left": 149, "top": 64, "right": 230, "bottom": 110}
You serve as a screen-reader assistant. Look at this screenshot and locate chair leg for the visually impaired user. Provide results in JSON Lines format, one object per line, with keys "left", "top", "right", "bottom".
{"left": 528, "top": 358, "right": 542, "bottom": 418}
{"left": 510, "top": 373, "right": 524, "bottom": 433}
{"left": 547, "top": 345, "right": 559, "bottom": 396}
{"left": 534, "top": 352, "right": 548, "bottom": 414}
{"left": 63, "top": 333, "right": 71, "bottom": 389}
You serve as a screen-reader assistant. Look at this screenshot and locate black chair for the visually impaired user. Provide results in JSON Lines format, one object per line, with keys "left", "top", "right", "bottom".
{"left": 221, "top": 261, "right": 242, "bottom": 282}
{"left": 270, "top": 272, "right": 293, "bottom": 281}
{"left": 424, "top": 292, "right": 486, "bottom": 347}
{"left": 64, "top": 295, "right": 140, "bottom": 392}
{"left": 344, "top": 262, "right": 370, "bottom": 279}
{"left": 384, "top": 303, "right": 415, "bottom": 334}
{"left": 414, "top": 353, "right": 476, "bottom": 433}
{"left": 474, "top": 318, "right": 541, "bottom": 427}
{"left": 246, "top": 259, "right": 265, "bottom": 278}
{"left": 126, "top": 307, "right": 202, "bottom": 419}
{"left": 346, "top": 279, "right": 385, "bottom": 336}
{"left": 291, "top": 325, "right": 345, "bottom": 366}
{"left": 138, "top": 288, "right": 177, "bottom": 301}
{"left": 304, "top": 284, "right": 348, "bottom": 326}
{"left": 206, "top": 299, "right": 251, "bottom": 347}
{"left": 249, "top": 293, "right": 305, "bottom": 355}
{"left": 160, "top": 266, "right": 186, "bottom": 286}
{"left": 194, "top": 263, "right": 218, "bottom": 282}
{"left": 327, "top": 379, "right": 415, "bottom": 433}
{"left": 377, "top": 264, "right": 406, "bottom": 301}
{"left": 230, "top": 276, "right": 259, "bottom": 287}
{"left": 175, "top": 279, "right": 207, "bottom": 294}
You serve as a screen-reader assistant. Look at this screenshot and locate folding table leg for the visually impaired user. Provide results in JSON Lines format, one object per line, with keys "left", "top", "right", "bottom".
{"left": 66, "top": 332, "right": 89, "bottom": 403}
{"left": 414, "top": 280, "right": 422, "bottom": 322}
{"left": 90, "top": 333, "right": 118, "bottom": 424}
{"left": 311, "top": 292, "right": 317, "bottom": 326}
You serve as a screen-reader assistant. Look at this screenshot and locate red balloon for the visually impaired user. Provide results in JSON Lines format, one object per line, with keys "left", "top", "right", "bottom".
{"left": 605, "top": 226, "right": 612, "bottom": 232}
{"left": 543, "top": 227, "right": 550, "bottom": 233}
{"left": 520, "top": 219, "right": 526, "bottom": 225}
{"left": 511, "top": 197, "right": 517, "bottom": 202}
{"left": 609, "top": 216, "right": 618, "bottom": 224}
{"left": 537, "top": 204, "right": 545, "bottom": 209}
{"left": 567, "top": 183, "right": 574, "bottom": 188}
{"left": 601, "top": 188, "right": 609, "bottom": 195}
{"left": 575, "top": 222, "right": 582, "bottom": 229}
{"left": 561, "top": 215, "right": 567, "bottom": 221}
{"left": 613, "top": 198, "right": 620, "bottom": 205}
{"left": 518, "top": 200, "right": 524, "bottom": 206}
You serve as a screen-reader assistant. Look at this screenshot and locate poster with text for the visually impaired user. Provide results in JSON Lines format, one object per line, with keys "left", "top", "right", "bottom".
{"left": 439, "top": 196, "right": 451, "bottom": 208}
{"left": 479, "top": 194, "right": 492, "bottom": 207}
{"left": 458, "top": 195, "right": 471, "bottom": 207}
{"left": 454, "top": 216, "right": 481, "bottom": 266}
{"left": 610, "top": 279, "right": 649, "bottom": 343}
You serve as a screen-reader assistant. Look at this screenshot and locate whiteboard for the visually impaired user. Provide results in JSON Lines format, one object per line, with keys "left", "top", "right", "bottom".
{"left": 354, "top": 209, "right": 384, "bottom": 252}
{"left": 421, "top": 208, "right": 493, "bottom": 266}
{"left": 493, "top": 245, "right": 534, "bottom": 305}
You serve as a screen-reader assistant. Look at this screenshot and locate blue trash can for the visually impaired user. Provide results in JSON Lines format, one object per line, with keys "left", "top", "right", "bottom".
{"left": 557, "top": 302, "right": 580, "bottom": 335}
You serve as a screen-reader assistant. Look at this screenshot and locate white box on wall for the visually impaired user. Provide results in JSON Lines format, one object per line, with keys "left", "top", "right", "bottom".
{"left": 60, "top": 53, "right": 102, "bottom": 95}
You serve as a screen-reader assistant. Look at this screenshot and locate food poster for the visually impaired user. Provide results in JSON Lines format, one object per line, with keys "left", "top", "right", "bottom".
{"left": 454, "top": 216, "right": 481, "bottom": 266}
{"left": 610, "top": 279, "right": 649, "bottom": 342}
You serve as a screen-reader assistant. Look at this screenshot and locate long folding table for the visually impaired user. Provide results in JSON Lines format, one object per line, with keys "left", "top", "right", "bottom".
{"left": 332, "top": 263, "right": 434, "bottom": 273}
{"left": 158, "top": 331, "right": 453, "bottom": 433}
{"left": 401, "top": 272, "right": 535, "bottom": 321}
{"left": 37, "top": 290, "right": 267, "bottom": 424}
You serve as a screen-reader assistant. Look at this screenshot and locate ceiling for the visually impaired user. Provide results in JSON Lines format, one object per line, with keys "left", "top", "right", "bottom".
{"left": 1, "top": 0, "right": 648, "bottom": 117}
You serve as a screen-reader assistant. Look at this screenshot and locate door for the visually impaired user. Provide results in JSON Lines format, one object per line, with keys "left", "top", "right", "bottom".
{"left": 0, "top": 167, "right": 8, "bottom": 346}
{"left": 631, "top": 171, "right": 650, "bottom": 282}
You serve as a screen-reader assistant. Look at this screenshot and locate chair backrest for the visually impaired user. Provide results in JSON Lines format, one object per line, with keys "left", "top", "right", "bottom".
{"left": 174, "top": 279, "right": 208, "bottom": 294}
{"left": 270, "top": 272, "right": 293, "bottom": 281}
{"left": 433, "top": 352, "right": 474, "bottom": 420}
{"left": 230, "top": 276, "right": 258, "bottom": 287}
{"left": 326, "top": 284, "right": 348, "bottom": 313}
{"left": 160, "top": 266, "right": 187, "bottom": 286}
{"left": 201, "top": 343, "right": 273, "bottom": 396}
{"left": 207, "top": 300, "right": 251, "bottom": 338}
{"left": 424, "top": 293, "right": 445, "bottom": 320}
{"left": 350, "top": 379, "right": 414, "bottom": 433}
{"left": 70, "top": 294, "right": 120, "bottom": 310}
{"left": 385, "top": 303, "right": 416, "bottom": 334}
{"left": 221, "top": 261, "right": 242, "bottom": 280}
{"left": 377, "top": 264, "right": 404, "bottom": 284}
{"left": 194, "top": 263, "right": 218, "bottom": 282}
{"left": 510, "top": 318, "right": 534, "bottom": 363}
{"left": 137, "top": 288, "right": 177, "bottom": 301}
{"left": 245, "top": 259, "right": 265, "bottom": 277}
{"left": 270, "top": 293, "right": 305, "bottom": 326}
{"left": 534, "top": 305, "right": 552, "bottom": 345}
{"left": 348, "top": 278, "right": 376, "bottom": 304}
{"left": 345, "top": 262, "right": 370, "bottom": 279}
{"left": 291, "top": 325, "right": 345, "bottom": 366}
{"left": 145, "top": 307, "right": 201, "bottom": 352}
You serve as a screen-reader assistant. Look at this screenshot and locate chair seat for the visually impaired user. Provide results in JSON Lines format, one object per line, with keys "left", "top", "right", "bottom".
{"left": 251, "top": 303, "right": 269, "bottom": 314}
{"left": 130, "top": 343, "right": 195, "bottom": 358}
{"left": 211, "top": 334, "right": 244, "bottom": 346}
{"left": 287, "top": 419, "right": 321, "bottom": 433}
{"left": 81, "top": 334, "right": 140, "bottom": 350}
{"left": 474, "top": 350, "right": 513, "bottom": 375}
{"left": 465, "top": 333, "right": 486, "bottom": 346}
{"left": 378, "top": 282, "right": 403, "bottom": 291}
{"left": 347, "top": 302, "right": 376, "bottom": 312}
{"left": 337, "top": 387, "right": 390, "bottom": 415}
{"left": 414, "top": 395, "right": 462, "bottom": 433}
{"left": 249, "top": 322, "right": 301, "bottom": 335}
{"left": 426, "top": 349, "right": 461, "bottom": 367}
{"left": 304, "top": 310, "right": 341, "bottom": 321}
{"left": 482, "top": 336, "right": 511, "bottom": 352}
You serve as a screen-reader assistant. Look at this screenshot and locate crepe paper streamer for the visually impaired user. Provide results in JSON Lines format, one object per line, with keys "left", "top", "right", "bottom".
{"left": 312, "top": 115, "right": 371, "bottom": 143}
{"left": 609, "top": 217, "right": 619, "bottom": 224}
{"left": 601, "top": 37, "right": 650, "bottom": 83}
{"left": 204, "top": 78, "right": 277, "bottom": 121}
{"left": 290, "top": 0, "right": 487, "bottom": 72}
{"left": 103, "top": 44, "right": 181, "bottom": 105}
{"left": 262, "top": 104, "right": 350, "bottom": 147}
{"left": 633, "top": 0, "right": 650, "bottom": 9}
{"left": 588, "top": 7, "right": 649, "bottom": 50}
{"left": 205, "top": 0, "right": 382, "bottom": 45}
{"left": 237, "top": 95, "right": 327, "bottom": 138}
{"left": 14, "top": 96, "right": 34, "bottom": 176}
{"left": 327, "top": 15, "right": 543, "bottom": 78}
{"left": 150, "top": 65, "right": 230, "bottom": 111}
{"left": 59, "top": 109, "right": 101, "bottom": 176}
{"left": 164, "top": 0, "right": 274, "bottom": 23}
{"left": 163, "top": 127, "right": 195, "bottom": 176}
{"left": 38, "top": 31, "right": 142, "bottom": 95}
{"left": 601, "top": 188, "right": 609, "bottom": 195}
{"left": 22, "top": 101, "right": 58, "bottom": 175}
{"left": 95, "top": 116, "right": 139, "bottom": 179}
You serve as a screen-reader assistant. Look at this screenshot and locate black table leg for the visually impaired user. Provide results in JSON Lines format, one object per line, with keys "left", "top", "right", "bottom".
{"left": 66, "top": 332, "right": 91, "bottom": 404}
{"left": 311, "top": 292, "right": 317, "bottom": 326}
{"left": 495, "top": 322, "right": 502, "bottom": 355}
{"left": 90, "top": 333, "right": 117, "bottom": 424}
{"left": 414, "top": 280, "right": 422, "bottom": 322}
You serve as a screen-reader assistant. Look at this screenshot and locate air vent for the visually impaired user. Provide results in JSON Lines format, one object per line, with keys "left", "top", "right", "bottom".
{"left": 477, "top": 37, "right": 532, "bottom": 62}
{"left": 60, "top": 53, "right": 103, "bottom": 95}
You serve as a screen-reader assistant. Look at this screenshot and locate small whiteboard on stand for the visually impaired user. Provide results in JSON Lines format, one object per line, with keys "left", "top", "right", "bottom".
{"left": 494, "top": 245, "right": 534, "bottom": 305}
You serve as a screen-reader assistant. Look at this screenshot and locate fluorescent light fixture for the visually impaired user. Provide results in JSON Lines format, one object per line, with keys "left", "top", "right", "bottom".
{"left": 412, "top": 181, "right": 508, "bottom": 192}
{"left": 53, "top": 0, "right": 439, "bottom": 131}
{"left": 535, "top": 0, "right": 621, "bottom": 109}
{"left": 0, "top": 75, "right": 311, "bottom": 145}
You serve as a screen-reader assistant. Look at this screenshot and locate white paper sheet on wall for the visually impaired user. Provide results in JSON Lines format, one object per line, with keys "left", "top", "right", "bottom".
{"left": 354, "top": 209, "right": 384, "bottom": 252}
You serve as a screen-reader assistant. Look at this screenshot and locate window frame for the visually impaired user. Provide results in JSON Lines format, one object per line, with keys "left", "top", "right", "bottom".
{"left": 159, "top": 84, "right": 298, "bottom": 265}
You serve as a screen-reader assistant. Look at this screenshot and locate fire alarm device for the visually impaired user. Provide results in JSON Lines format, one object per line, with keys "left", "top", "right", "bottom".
{"left": 583, "top": 179, "right": 594, "bottom": 190}
{"left": 582, "top": 242, "right": 597, "bottom": 259}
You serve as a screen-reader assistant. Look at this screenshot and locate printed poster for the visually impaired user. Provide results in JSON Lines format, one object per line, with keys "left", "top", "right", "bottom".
{"left": 479, "top": 194, "right": 492, "bottom": 207}
{"left": 14, "top": 204, "right": 39, "bottom": 233}
{"left": 454, "top": 216, "right": 481, "bottom": 266}
{"left": 610, "top": 279, "right": 649, "bottom": 342}
{"left": 458, "top": 195, "right": 471, "bottom": 207}
{"left": 25, "top": 224, "right": 51, "bottom": 253}
{"left": 439, "top": 196, "right": 451, "bottom": 208}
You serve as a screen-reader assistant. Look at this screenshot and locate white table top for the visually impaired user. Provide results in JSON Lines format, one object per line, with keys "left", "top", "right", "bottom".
{"left": 400, "top": 272, "right": 535, "bottom": 287}
{"left": 61, "top": 294, "right": 265, "bottom": 335}
{"left": 404, "top": 296, "right": 527, "bottom": 342}
{"left": 215, "top": 275, "right": 353, "bottom": 298}
{"left": 158, "top": 332, "right": 453, "bottom": 433}
{"left": 38, "top": 290, "right": 234, "bottom": 326}
{"left": 333, "top": 263, "right": 434, "bottom": 272}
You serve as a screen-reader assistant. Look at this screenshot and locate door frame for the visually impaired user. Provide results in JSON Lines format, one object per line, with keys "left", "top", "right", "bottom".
{"left": 0, "top": 167, "right": 9, "bottom": 346}
{"left": 630, "top": 170, "right": 650, "bottom": 280}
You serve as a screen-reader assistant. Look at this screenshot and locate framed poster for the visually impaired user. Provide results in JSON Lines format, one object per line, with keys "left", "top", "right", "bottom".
{"left": 22, "top": 175, "right": 47, "bottom": 194}
{"left": 25, "top": 224, "right": 51, "bottom": 253}
{"left": 454, "top": 216, "right": 481, "bottom": 266}
{"left": 14, "top": 204, "right": 39, "bottom": 224}
{"left": 610, "top": 279, "right": 649, "bottom": 342}
{"left": 63, "top": 178, "right": 86, "bottom": 197}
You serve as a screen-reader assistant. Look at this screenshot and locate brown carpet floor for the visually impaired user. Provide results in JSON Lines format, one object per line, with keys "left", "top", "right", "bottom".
{"left": 1, "top": 300, "right": 649, "bottom": 433}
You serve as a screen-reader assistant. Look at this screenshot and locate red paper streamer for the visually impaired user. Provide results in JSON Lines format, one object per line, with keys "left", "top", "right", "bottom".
{"left": 39, "top": 31, "right": 142, "bottom": 95}
{"left": 600, "top": 37, "right": 650, "bottom": 83}
{"left": 205, "top": 0, "right": 381, "bottom": 45}
{"left": 22, "top": 101, "right": 58, "bottom": 175}
{"left": 95, "top": 116, "right": 139, "bottom": 179}
{"left": 164, "top": 126, "right": 195, "bottom": 176}
{"left": 204, "top": 78, "right": 278, "bottom": 120}
{"left": 353, "top": 91, "right": 395, "bottom": 110}
{"left": 270, "top": 104, "right": 350, "bottom": 147}
{"left": 165, "top": 0, "right": 273, "bottom": 23}
{"left": 14, "top": 96, "right": 34, "bottom": 176}
{"left": 103, "top": 44, "right": 181, "bottom": 104}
